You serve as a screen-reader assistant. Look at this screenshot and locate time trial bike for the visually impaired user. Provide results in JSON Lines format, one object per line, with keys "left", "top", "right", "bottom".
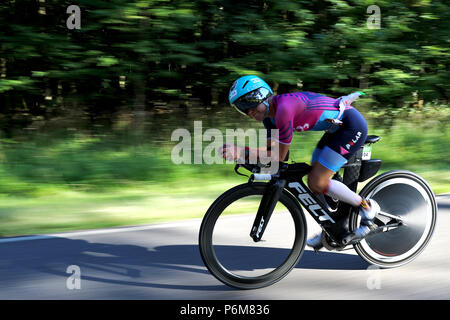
{"left": 198, "top": 135, "right": 437, "bottom": 289}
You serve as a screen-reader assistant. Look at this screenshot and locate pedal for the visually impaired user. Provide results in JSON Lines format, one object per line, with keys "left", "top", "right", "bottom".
{"left": 340, "top": 223, "right": 380, "bottom": 246}
{"left": 340, "top": 232, "right": 361, "bottom": 246}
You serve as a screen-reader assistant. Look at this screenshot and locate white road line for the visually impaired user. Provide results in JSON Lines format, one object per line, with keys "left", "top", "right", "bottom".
{"left": 436, "top": 193, "right": 450, "bottom": 198}
{"left": 1, "top": 194, "right": 448, "bottom": 244}
{"left": 0, "top": 235, "right": 56, "bottom": 243}
{"left": 0, "top": 213, "right": 265, "bottom": 244}
{"left": 0, "top": 219, "right": 203, "bottom": 244}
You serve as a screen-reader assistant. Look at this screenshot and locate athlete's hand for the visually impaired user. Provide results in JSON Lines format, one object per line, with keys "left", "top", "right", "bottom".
{"left": 218, "top": 144, "right": 244, "bottom": 161}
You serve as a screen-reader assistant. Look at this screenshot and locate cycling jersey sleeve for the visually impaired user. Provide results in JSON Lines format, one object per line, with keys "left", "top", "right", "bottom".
{"left": 275, "top": 102, "right": 295, "bottom": 145}
{"left": 262, "top": 117, "right": 289, "bottom": 161}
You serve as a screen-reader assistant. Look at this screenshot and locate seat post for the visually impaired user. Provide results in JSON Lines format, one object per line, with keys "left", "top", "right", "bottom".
{"left": 342, "top": 146, "right": 363, "bottom": 192}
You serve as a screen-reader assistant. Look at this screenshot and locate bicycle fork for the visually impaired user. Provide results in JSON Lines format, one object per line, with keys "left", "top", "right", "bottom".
{"left": 250, "top": 179, "right": 286, "bottom": 242}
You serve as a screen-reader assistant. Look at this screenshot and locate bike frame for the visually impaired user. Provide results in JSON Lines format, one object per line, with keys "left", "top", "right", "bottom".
{"left": 248, "top": 142, "right": 383, "bottom": 246}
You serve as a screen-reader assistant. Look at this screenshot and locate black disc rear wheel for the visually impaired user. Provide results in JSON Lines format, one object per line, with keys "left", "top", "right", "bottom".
{"left": 352, "top": 171, "right": 437, "bottom": 268}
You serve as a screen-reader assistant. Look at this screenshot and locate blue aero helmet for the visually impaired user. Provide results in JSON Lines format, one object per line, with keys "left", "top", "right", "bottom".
{"left": 228, "top": 75, "right": 273, "bottom": 116}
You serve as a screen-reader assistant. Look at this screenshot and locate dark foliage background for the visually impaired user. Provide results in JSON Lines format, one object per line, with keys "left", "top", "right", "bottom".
{"left": 0, "top": 0, "right": 448, "bottom": 137}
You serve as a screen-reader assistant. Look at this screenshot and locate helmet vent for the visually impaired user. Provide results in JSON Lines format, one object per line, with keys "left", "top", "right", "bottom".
{"left": 242, "top": 80, "right": 249, "bottom": 89}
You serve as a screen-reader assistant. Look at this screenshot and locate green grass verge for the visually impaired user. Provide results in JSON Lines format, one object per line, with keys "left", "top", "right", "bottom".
{"left": 0, "top": 112, "right": 448, "bottom": 237}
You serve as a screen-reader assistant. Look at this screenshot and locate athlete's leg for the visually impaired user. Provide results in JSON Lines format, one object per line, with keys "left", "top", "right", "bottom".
{"left": 308, "top": 161, "right": 363, "bottom": 206}
{"left": 310, "top": 130, "right": 332, "bottom": 165}
{"left": 307, "top": 162, "right": 333, "bottom": 194}
{"left": 314, "top": 108, "right": 368, "bottom": 205}
{"left": 309, "top": 128, "right": 363, "bottom": 206}
{"left": 307, "top": 152, "right": 367, "bottom": 251}
{"left": 307, "top": 108, "right": 379, "bottom": 250}
{"left": 309, "top": 135, "right": 327, "bottom": 199}
{"left": 307, "top": 152, "right": 377, "bottom": 250}
{"left": 309, "top": 149, "right": 329, "bottom": 211}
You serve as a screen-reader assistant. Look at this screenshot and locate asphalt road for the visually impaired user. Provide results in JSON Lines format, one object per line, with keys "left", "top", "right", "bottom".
{"left": 0, "top": 194, "right": 449, "bottom": 300}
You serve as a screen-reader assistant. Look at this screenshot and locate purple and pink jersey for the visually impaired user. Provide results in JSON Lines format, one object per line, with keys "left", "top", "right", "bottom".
{"left": 267, "top": 92, "right": 353, "bottom": 145}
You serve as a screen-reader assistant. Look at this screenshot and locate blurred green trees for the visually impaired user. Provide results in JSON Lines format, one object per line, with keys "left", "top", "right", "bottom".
{"left": 0, "top": 0, "right": 449, "bottom": 135}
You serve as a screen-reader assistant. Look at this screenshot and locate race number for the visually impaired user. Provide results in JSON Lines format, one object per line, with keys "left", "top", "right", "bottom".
{"left": 362, "top": 145, "right": 372, "bottom": 160}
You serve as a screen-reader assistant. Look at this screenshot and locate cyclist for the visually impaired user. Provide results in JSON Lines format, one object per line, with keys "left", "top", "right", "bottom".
{"left": 221, "top": 75, "right": 380, "bottom": 251}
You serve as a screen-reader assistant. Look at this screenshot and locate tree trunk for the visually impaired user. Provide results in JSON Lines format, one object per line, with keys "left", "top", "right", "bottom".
{"left": 359, "top": 63, "right": 370, "bottom": 89}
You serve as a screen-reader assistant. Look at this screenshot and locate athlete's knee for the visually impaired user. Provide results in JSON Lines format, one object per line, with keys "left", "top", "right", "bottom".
{"left": 307, "top": 173, "right": 329, "bottom": 194}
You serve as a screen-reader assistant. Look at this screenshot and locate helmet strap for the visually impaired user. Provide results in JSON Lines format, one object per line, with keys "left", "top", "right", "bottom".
{"left": 263, "top": 100, "right": 270, "bottom": 117}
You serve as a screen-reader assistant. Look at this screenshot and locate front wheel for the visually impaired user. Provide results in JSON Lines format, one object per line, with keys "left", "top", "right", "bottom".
{"left": 352, "top": 170, "right": 437, "bottom": 268}
{"left": 199, "top": 182, "right": 307, "bottom": 289}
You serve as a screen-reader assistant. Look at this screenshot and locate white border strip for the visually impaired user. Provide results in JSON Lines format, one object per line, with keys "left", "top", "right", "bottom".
{"left": 1, "top": 194, "right": 449, "bottom": 244}
{"left": 436, "top": 193, "right": 450, "bottom": 198}
{"left": 0, "top": 219, "right": 203, "bottom": 244}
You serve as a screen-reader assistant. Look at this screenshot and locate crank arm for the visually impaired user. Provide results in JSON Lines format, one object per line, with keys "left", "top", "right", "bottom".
{"left": 372, "top": 222, "right": 403, "bottom": 234}
{"left": 340, "top": 222, "right": 403, "bottom": 246}
{"left": 378, "top": 211, "right": 404, "bottom": 223}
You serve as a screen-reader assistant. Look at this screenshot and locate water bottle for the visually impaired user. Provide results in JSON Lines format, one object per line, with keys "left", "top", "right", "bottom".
{"left": 340, "top": 91, "right": 365, "bottom": 106}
